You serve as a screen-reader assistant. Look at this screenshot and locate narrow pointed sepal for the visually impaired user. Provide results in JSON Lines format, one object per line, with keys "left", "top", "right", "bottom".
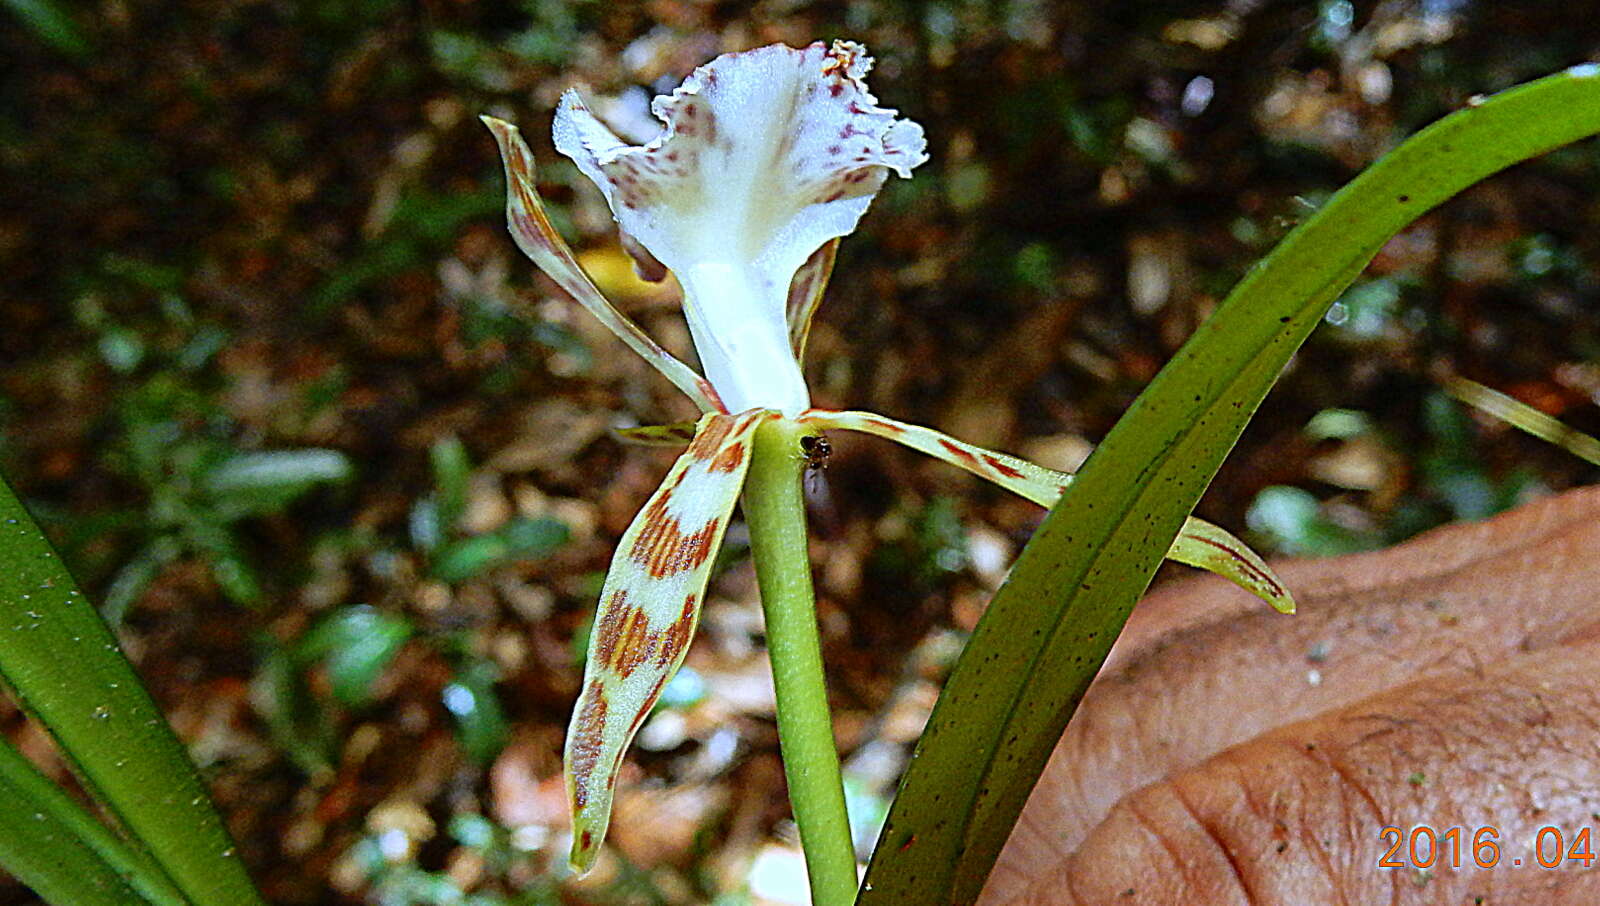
{"left": 1164, "top": 518, "right": 1294, "bottom": 613}
{"left": 787, "top": 238, "right": 840, "bottom": 361}
{"left": 480, "top": 115, "right": 722, "bottom": 412}
{"left": 798, "top": 409, "right": 1067, "bottom": 506}
{"left": 612, "top": 421, "right": 700, "bottom": 447}
{"left": 800, "top": 409, "right": 1295, "bottom": 614}
{"left": 566, "top": 409, "right": 771, "bottom": 874}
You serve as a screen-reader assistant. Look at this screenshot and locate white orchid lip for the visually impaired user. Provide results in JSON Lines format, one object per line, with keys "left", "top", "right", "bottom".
{"left": 553, "top": 40, "right": 928, "bottom": 415}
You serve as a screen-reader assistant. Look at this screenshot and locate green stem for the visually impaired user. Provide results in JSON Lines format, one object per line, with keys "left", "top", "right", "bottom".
{"left": 743, "top": 417, "right": 858, "bottom": 906}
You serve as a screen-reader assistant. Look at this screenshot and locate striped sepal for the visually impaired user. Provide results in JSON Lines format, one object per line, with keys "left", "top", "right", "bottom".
{"left": 787, "top": 237, "right": 840, "bottom": 360}
{"left": 799, "top": 409, "right": 1293, "bottom": 614}
{"left": 481, "top": 115, "right": 721, "bottom": 413}
{"left": 612, "top": 421, "right": 700, "bottom": 447}
{"left": 566, "top": 409, "right": 770, "bottom": 874}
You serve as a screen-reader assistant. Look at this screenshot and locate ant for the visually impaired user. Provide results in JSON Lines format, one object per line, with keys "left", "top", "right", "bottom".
{"left": 800, "top": 433, "right": 832, "bottom": 472}
{"left": 799, "top": 432, "right": 835, "bottom": 524}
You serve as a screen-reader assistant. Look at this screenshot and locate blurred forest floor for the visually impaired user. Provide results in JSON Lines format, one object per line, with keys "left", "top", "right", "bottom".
{"left": 3, "top": 1, "right": 1599, "bottom": 904}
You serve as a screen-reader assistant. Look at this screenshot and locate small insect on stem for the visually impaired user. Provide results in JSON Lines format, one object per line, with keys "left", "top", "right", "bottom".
{"left": 800, "top": 433, "right": 832, "bottom": 472}
{"left": 800, "top": 433, "right": 834, "bottom": 508}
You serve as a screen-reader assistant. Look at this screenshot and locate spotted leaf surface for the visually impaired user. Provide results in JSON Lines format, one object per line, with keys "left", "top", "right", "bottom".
{"left": 800, "top": 409, "right": 1293, "bottom": 613}
{"left": 481, "top": 115, "right": 720, "bottom": 412}
{"left": 566, "top": 409, "right": 769, "bottom": 874}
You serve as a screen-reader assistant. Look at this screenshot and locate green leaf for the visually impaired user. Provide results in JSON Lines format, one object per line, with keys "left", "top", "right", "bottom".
{"left": 2, "top": 0, "right": 91, "bottom": 58}
{"left": 251, "top": 639, "right": 336, "bottom": 776}
{"left": 860, "top": 66, "right": 1600, "bottom": 905}
{"left": 0, "top": 475, "right": 265, "bottom": 905}
{"left": 430, "top": 516, "right": 568, "bottom": 583}
{"left": 203, "top": 448, "right": 353, "bottom": 517}
{"left": 430, "top": 435, "right": 473, "bottom": 532}
{"left": 1441, "top": 375, "right": 1600, "bottom": 468}
{"left": 297, "top": 605, "right": 414, "bottom": 707}
{"left": 0, "top": 738, "right": 181, "bottom": 906}
{"left": 430, "top": 534, "right": 507, "bottom": 582}
{"left": 443, "top": 659, "right": 509, "bottom": 763}
{"left": 409, "top": 496, "right": 445, "bottom": 553}
{"left": 499, "top": 515, "right": 569, "bottom": 553}
{"left": 186, "top": 522, "right": 265, "bottom": 606}
{"left": 97, "top": 326, "right": 146, "bottom": 374}
{"left": 1246, "top": 485, "right": 1378, "bottom": 556}
{"left": 100, "top": 536, "right": 183, "bottom": 627}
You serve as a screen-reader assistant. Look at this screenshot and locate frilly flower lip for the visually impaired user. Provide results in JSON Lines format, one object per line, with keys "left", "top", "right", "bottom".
{"left": 553, "top": 40, "right": 928, "bottom": 416}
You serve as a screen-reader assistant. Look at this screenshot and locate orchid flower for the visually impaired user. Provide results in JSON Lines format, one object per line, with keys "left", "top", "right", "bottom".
{"left": 482, "top": 40, "right": 1293, "bottom": 876}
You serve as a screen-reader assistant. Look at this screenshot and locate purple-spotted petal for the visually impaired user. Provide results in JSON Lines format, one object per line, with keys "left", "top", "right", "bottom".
{"left": 552, "top": 41, "right": 926, "bottom": 415}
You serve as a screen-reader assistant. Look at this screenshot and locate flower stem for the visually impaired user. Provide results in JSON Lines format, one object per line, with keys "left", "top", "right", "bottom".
{"left": 743, "top": 416, "right": 858, "bottom": 906}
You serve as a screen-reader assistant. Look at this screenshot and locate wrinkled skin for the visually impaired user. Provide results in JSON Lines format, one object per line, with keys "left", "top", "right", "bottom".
{"left": 981, "top": 486, "right": 1600, "bottom": 906}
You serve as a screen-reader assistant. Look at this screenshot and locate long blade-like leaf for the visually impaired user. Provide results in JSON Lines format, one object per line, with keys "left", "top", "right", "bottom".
{"left": 860, "top": 66, "right": 1600, "bottom": 904}
{"left": 0, "top": 738, "right": 182, "bottom": 906}
{"left": 1442, "top": 373, "right": 1600, "bottom": 466}
{"left": 0, "top": 475, "right": 264, "bottom": 905}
